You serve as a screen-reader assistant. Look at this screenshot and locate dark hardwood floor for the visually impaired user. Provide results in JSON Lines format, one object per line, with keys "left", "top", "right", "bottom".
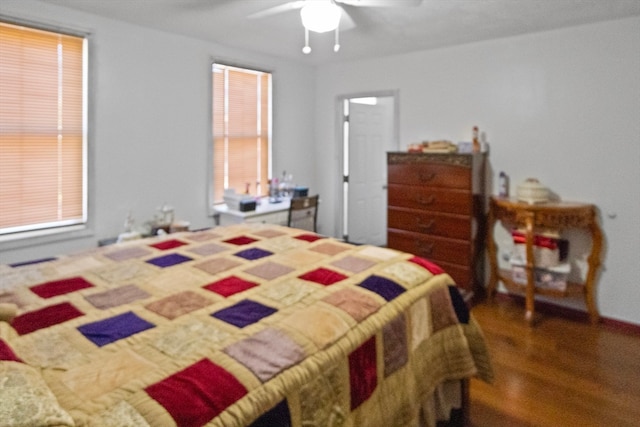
{"left": 467, "top": 296, "right": 640, "bottom": 427}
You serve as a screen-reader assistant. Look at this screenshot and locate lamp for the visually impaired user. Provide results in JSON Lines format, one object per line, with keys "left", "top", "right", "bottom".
{"left": 300, "top": 0, "right": 342, "bottom": 33}
{"left": 300, "top": 0, "right": 342, "bottom": 54}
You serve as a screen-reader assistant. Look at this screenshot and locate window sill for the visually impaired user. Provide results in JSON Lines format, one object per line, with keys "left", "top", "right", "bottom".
{"left": 0, "top": 225, "right": 94, "bottom": 251}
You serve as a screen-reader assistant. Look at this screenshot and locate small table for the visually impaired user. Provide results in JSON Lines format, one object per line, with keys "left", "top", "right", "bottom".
{"left": 214, "top": 197, "right": 290, "bottom": 226}
{"left": 486, "top": 197, "right": 603, "bottom": 325}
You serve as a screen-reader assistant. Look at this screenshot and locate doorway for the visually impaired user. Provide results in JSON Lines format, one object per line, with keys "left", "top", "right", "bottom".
{"left": 340, "top": 92, "right": 398, "bottom": 245}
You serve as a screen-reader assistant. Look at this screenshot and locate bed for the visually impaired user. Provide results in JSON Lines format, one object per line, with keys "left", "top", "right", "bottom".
{"left": 0, "top": 223, "right": 492, "bottom": 427}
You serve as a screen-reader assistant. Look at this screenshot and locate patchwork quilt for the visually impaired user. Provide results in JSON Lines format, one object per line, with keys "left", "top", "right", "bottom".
{"left": 0, "top": 224, "right": 492, "bottom": 427}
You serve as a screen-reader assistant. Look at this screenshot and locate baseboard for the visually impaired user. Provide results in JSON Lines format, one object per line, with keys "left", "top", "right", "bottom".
{"left": 494, "top": 292, "right": 640, "bottom": 336}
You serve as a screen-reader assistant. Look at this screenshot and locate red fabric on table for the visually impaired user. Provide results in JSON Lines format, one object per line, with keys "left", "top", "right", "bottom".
{"left": 11, "top": 302, "right": 84, "bottom": 335}
{"left": 145, "top": 358, "right": 247, "bottom": 427}
{"left": 349, "top": 336, "right": 378, "bottom": 410}
{"left": 511, "top": 230, "right": 558, "bottom": 249}
{"left": 29, "top": 276, "right": 94, "bottom": 299}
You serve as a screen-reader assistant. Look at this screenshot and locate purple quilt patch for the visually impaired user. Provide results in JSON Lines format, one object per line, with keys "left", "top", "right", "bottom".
{"left": 9, "top": 257, "right": 56, "bottom": 268}
{"left": 249, "top": 400, "right": 291, "bottom": 427}
{"left": 212, "top": 299, "right": 277, "bottom": 328}
{"left": 146, "top": 253, "right": 193, "bottom": 268}
{"left": 77, "top": 311, "right": 155, "bottom": 347}
{"left": 358, "top": 275, "right": 405, "bottom": 302}
{"left": 234, "top": 248, "right": 273, "bottom": 261}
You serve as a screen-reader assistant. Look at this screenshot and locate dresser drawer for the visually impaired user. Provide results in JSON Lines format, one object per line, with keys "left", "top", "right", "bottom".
{"left": 387, "top": 229, "right": 471, "bottom": 265}
{"left": 388, "top": 162, "right": 471, "bottom": 189}
{"left": 387, "top": 184, "right": 472, "bottom": 215}
{"left": 387, "top": 207, "right": 471, "bottom": 240}
{"left": 434, "top": 262, "right": 472, "bottom": 291}
{"left": 244, "top": 210, "right": 289, "bottom": 226}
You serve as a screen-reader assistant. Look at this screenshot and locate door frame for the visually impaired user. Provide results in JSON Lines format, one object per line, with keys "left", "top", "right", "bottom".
{"left": 335, "top": 90, "right": 400, "bottom": 242}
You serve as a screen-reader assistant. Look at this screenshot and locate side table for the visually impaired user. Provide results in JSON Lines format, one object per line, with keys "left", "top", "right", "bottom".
{"left": 486, "top": 197, "right": 603, "bottom": 325}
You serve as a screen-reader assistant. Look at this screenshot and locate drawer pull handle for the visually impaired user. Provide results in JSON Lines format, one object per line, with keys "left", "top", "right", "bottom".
{"left": 417, "top": 195, "right": 436, "bottom": 205}
{"left": 419, "top": 172, "right": 436, "bottom": 182}
{"left": 417, "top": 219, "right": 435, "bottom": 231}
{"left": 416, "top": 241, "right": 434, "bottom": 255}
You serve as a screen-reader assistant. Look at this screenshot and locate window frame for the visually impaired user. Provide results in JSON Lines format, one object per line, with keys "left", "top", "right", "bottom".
{"left": 0, "top": 16, "right": 90, "bottom": 244}
{"left": 209, "top": 62, "right": 272, "bottom": 211}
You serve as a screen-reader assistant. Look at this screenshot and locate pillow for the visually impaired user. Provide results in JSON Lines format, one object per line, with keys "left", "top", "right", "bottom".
{"left": 0, "top": 361, "right": 75, "bottom": 426}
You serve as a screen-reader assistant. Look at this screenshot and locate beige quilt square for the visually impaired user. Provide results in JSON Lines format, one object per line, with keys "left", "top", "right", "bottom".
{"left": 194, "top": 258, "right": 243, "bottom": 276}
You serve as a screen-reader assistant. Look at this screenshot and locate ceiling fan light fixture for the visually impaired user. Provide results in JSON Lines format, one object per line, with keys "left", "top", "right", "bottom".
{"left": 300, "top": 1, "right": 342, "bottom": 33}
{"left": 302, "top": 27, "right": 311, "bottom": 54}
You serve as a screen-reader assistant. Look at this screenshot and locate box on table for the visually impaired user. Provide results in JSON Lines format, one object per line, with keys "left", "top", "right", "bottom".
{"left": 510, "top": 256, "right": 570, "bottom": 292}
{"left": 223, "top": 189, "right": 255, "bottom": 211}
{"left": 239, "top": 199, "right": 256, "bottom": 212}
{"left": 511, "top": 229, "right": 568, "bottom": 268}
{"left": 293, "top": 187, "right": 308, "bottom": 198}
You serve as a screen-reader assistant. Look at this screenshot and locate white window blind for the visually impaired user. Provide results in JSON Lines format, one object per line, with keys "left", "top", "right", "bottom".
{"left": 0, "top": 21, "right": 87, "bottom": 235}
{"left": 212, "top": 63, "right": 271, "bottom": 204}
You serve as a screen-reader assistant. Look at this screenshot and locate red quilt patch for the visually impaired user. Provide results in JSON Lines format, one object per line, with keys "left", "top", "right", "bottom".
{"left": 0, "top": 339, "right": 22, "bottom": 362}
{"left": 223, "top": 236, "right": 258, "bottom": 245}
{"left": 294, "top": 234, "right": 323, "bottom": 242}
{"left": 145, "top": 358, "right": 247, "bottom": 427}
{"left": 11, "top": 302, "right": 84, "bottom": 335}
{"left": 30, "top": 276, "right": 94, "bottom": 299}
{"left": 149, "top": 239, "right": 188, "bottom": 250}
{"left": 298, "top": 268, "right": 347, "bottom": 286}
{"left": 408, "top": 256, "right": 445, "bottom": 275}
{"left": 349, "top": 336, "right": 378, "bottom": 410}
{"left": 203, "top": 276, "right": 258, "bottom": 297}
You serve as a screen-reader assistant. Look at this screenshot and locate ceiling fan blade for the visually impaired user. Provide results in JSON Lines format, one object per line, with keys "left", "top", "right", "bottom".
{"left": 247, "top": 1, "right": 306, "bottom": 19}
{"left": 337, "top": 0, "right": 422, "bottom": 7}
{"left": 339, "top": 7, "right": 357, "bottom": 31}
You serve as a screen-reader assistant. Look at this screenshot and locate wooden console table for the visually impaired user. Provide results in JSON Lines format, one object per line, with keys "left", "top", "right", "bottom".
{"left": 486, "top": 197, "right": 603, "bottom": 325}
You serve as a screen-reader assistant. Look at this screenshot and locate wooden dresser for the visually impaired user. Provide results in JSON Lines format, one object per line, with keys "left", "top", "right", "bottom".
{"left": 386, "top": 152, "right": 486, "bottom": 299}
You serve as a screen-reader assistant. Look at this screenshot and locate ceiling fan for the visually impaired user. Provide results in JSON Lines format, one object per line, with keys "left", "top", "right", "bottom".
{"left": 249, "top": 0, "right": 423, "bottom": 54}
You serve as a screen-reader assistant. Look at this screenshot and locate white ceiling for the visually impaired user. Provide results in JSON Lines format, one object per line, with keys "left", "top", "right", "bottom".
{"left": 36, "top": 0, "right": 640, "bottom": 65}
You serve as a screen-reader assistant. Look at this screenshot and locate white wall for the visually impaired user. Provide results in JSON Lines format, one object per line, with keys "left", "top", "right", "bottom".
{"left": 0, "top": 0, "right": 316, "bottom": 262}
{"left": 1, "top": 2, "right": 638, "bottom": 326}
{"left": 314, "top": 17, "right": 640, "bottom": 325}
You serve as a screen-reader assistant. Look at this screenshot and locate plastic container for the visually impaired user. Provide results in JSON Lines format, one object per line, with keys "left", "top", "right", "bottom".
{"left": 510, "top": 255, "right": 570, "bottom": 292}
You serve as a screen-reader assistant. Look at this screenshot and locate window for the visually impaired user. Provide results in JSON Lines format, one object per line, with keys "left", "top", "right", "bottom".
{"left": 0, "top": 20, "right": 87, "bottom": 236}
{"left": 212, "top": 63, "right": 271, "bottom": 204}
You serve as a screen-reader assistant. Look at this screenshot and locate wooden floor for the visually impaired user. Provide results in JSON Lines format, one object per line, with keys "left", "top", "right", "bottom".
{"left": 467, "top": 297, "right": 640, "bottom": 427}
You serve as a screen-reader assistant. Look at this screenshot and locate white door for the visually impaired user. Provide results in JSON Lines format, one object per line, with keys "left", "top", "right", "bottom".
{"left": 345, "top": 96, "right": 397, "bottom": 246}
